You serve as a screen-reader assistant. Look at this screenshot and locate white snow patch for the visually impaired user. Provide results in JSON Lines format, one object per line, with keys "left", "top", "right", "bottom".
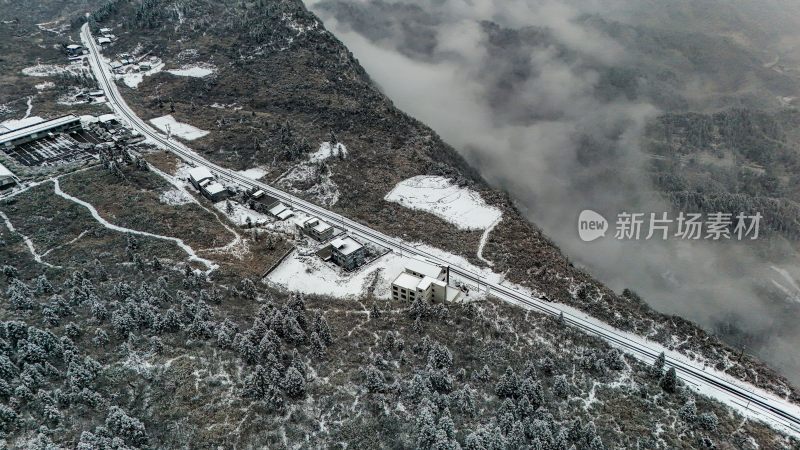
{"left": 22, "top": 63, "right": 85, "bottom": 77}
{"left": 309, "top": 141, "right": 347, "bottom": 163}
{"left": 268, "top": 250, "right": 406, "bottom": 299}
{"left": 275, "top": 142, "right": 345, "bottom": 207}
{"left": 57, "top": 87, "right": 88, "bottom": 106}
{"left": 149, "top": 115, "right": 209, "bottom": 141}
{"left": 210, "top": 102, "right": 242, "bottom": 110}
{"left": 213, "top": 201, "right": 272, "bottom": 227}
{"left": 159, "top": 188, "right": 194, "bottom": 206}
{"left": 118, "top": 61, "right": 164, "bottom": 89}
{"left": 385, "top": 175, "right": 502, "bottom": 230}
{"left": 167, "top": 63, "right": 216, "bottom": 78}
{"left": 477, "top": 217, "right": 502, "bottom": 266}
{"left": 35, "top": 81, "right": 55, "bottom": 91}
{"left": 237, "top": 167, "right": 267, "bottom": 180}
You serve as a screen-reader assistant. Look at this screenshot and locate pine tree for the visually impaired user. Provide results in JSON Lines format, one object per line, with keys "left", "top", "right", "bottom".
{"left": 35, "top": 275, "right": 53, "bottom": 296}
{"left": 495, "top": 367, "right": 520, "bottom": 399}
{"left": 105, "top": 406, "right": 147, "bottom": 445}
{"left": 311, "top": 331, "right": 325, "bottom": 358}
{"left": 282, "top": 366, "right": 306, "bottom": 398}
{"left": 660, "top": 367, "right": 677, "bottom": 393}
{"left": 588, "top": 436, "right": 605, "bottom": 450}
{"left": 314, "top": 313, "right": 333, "bottom": 346}
{"left": 553, "top": 374, "right": 570, "bottom": 399}
{"left": 651, "top": 352, "right": 666, "bottom": 377}
{"left": 679, "top": 397, "right": 697, "bottom": 423}
{"left": 92, "top": 329, "right": 109, "bottom": 347}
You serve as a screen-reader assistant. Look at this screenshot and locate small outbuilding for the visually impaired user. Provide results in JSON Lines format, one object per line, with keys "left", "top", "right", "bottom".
{"left": 0, "top": 163, "right": 16, "bottom": 190}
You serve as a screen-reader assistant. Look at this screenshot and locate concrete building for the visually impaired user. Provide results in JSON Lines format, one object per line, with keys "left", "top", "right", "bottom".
{"left": 296, "top": 216, "right": 334, "bottom": 241}
{"left": 0, "top": 115, "right": 81, "bottom": 148}
{"left": 329, "top": 236, "right": 365, "bottom": 271}
{"left": 391, "top": 261, "right": 461, "bottom": 303}
{"left": 246, "top": 188, "right": 280, "bottom": 211}
{"left": 0, "top": 163, "right": 16, "bottom": 190}
{"left": 109, "top": 60, "right": 124, "bottom": 73}
{"left": 187, "top": 166, "right": 228, "bottom": 202}
{"left": 405, "top": 259, "right": 446, "bottom": 281}
{"left": 97, "top": 36, "right": 111, "bottom": 46}
{"left": 65, "top": 44, "right": 83, "bottom": 56}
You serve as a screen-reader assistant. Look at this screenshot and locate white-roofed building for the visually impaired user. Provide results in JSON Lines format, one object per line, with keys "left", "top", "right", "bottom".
{"left": 404, "top": 259, "right": 446, "bottom": 281}
{"left": 65, "top": 44, "right": 83, "bottom": 56}
{"left": 277, "top": 209, "right": 294, "bottom": 220}
{"left": 187, "top": 166, "right": 213, "bottom": 186}
{"left": 0, "top": 115, "right": 81, "bottom": 148}
{"left": 187, "top": 165, "right": 227, "bottom": 202}
{"left": 329, "top": 236, "right": 365, "bottom": 270}
{"left": 0, "top": 162, "right": 16, "bottom": 189}
{"left": 296, "top": 216, "right": 334, "bottom": 241}
{"left": 267, "top": 202, "right": 294, "bottom": 220}
{"left": 391, "top": 261, "right": 461, "bottom": 303}
{"left": 0, "top": 116, "right": 45, "bottom": 134}
{"left": 98, "top": 114, "right": 118, "bottom": 124}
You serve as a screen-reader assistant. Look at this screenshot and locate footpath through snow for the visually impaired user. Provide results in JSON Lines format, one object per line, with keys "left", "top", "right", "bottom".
{"left": 52, "top": 178, "right": 217, "bottom": 273}
{"left": 0, "top": 211, "right": 60, "bottom": 269}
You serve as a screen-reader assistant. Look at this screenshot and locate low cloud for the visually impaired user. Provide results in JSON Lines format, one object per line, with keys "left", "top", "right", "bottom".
{"left": 308, "top": 0, "right": 800, "bottom": 385}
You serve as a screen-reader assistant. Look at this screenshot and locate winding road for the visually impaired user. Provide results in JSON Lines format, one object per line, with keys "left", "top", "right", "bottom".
{"left": 81, "top": 24, "right": 800, "bottom": 436}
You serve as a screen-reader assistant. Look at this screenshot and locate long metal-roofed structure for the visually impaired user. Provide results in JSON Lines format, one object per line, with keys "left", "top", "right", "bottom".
{"left": 0, "top": 115, "right": 81, "bottom": 148}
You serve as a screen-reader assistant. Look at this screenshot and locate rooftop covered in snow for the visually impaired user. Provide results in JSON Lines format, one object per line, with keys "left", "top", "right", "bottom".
{"left": 187, "top": 166, "right": 214, "bottom": 183}
{"left": 0, "top": 115, "right": 80, "bottom": 146}
{"left": 405, "top": 259, "right": 445, "bottom": 280}
{"left": 330, "top": 236, "right": 363, "bottom": 256}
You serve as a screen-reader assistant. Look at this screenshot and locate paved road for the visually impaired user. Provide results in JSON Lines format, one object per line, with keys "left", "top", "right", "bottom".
{"left": 81, "top": 24, "right": 800, "bottom": 435}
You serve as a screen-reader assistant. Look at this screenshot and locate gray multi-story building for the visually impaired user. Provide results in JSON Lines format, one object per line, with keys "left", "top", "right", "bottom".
{"left": 329, "top": 236, "right": 365, "bottom": 271}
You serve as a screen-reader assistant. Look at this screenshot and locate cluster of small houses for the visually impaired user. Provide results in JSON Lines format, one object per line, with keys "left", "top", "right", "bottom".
{"left": 186, "top": 165, "right": 368, "bottom": 271}
{"left": 64, "top": 28, "right": 116, "bottom": 60}
{"left": 109, "top": 53, "right": 158, "bottom": 76}
{"left": 185, "top": 164, "right": 465, "bottom": 300}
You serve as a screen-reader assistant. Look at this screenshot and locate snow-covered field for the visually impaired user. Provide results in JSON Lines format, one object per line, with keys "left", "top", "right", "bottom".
{"left": 22, "top": 64, "right": 86, "bottom": 77}
{"left": 309, "top": 141, "right": 347, "bottom": 163}
{"left": 213, "top": 200, "right": 272, "bottom": 227}
{"left": 167, "top": 63, "right": 216, "bottom": 78}
{"left": 276, "top": 141, "right": 346, "bottom": 207}
{"left": 149, "top": 115, "right": 209, "bottom": 140}
{"left": 268, "top": 250, "right": 409, "bottom": 300}
{"left": 159, "top": 188, "right": 194, "bottom": 206}
{"left": 118, "top": 61, "right": 165, "bottom": 89}
{"left": 385, "top": 175, "right": 502, "bottom": 230}
{"left": 237, "top": 167, "right": 267, "bottom": 180}
{"left": 35, "top": 81, "right": 55, "bottom": 91}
